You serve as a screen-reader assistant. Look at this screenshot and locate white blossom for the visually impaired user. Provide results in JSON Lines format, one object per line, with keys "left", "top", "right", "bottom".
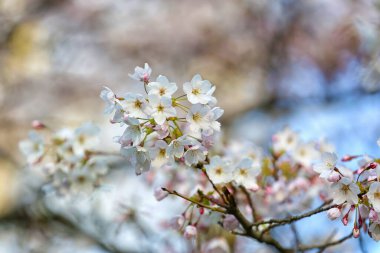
{"left": 119, "top": 120, "right": 144, "bottom": 147}
{"left": 147, "top": 75, "right": 177, "bottom": 98}
{"left": 205, "top": 156, "right": 231, "bottom": 184}
{"left": 368, "top": 182, "right": 380, "bottom": 212}
{"left": 122, "top": 93, "right": 149, "bottom": 118}
{"left": 19, "top": 131, "right": 45, "bottom": 164}
{"left": 186, "top": 105, "right": 223, "bottom": 137}
{"left": 313, "top": 152, "right": 338, "bottom": 178}
{"left": 68, "top": 166, "right": 96, "bottom": 193}
{"left": 369, "top": 222, "right": 380, "bottom": 241}
{"left": 120, "top": 146, "right": 151, "bottom": 175}
{"left": 272, "top": 127, "right": 299, "bottom": 154}
{"left": 72, "top": 123, "right": 100, "bottom": 157}
{"left": 167, "top": 136, "right": 192, "bottom": 159}
{"left": 184, "top": 143, "right": 207, "bottom": 166}
{"left": 232, "top": 158, "right": 261, "bottom": 190}
{"left": 292, "top": 142, "right": 320, "bottom": 167}
{"left": 128, "top": 63, "right": 152, "bottom": 82}
{"left": 100, "top": 87, "right": 117, "bottom": 114}
{"left": 331, "top": 177, "right": 360, "bottom": 204}
{"left": 149, "top": 94, "right": 176, "bottom": 125}
{"left": 183, "top": 74, "right": 216, "bottom": 104}
{"left": 149, "top": 140, "right": 168, "bottom": 166}
{"left": 327, "top": 207, "right": 341, "bottom": 220}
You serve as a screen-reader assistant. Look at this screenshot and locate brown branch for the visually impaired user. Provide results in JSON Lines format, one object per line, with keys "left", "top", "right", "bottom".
{"left": 299, "top": 233, "right": 353, "bottom": 251}
{"left": 240, "top": 186, "right": 260, "bottom": 222}
{"left": 251, "top": 200, "right": 335, "bottom": 229}
{"left": 162, "top": 188, "right": 227, "bottom": 214}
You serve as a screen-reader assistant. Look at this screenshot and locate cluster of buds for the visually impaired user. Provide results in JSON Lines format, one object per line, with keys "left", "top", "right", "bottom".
{"left": 19, "top": 122, "right": 108, "bottom": 194}
{"left": 313, "top": 144, "right": 380, "bottom": 241}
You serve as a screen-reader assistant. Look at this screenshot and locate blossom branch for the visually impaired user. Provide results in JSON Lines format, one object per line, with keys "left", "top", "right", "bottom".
{"left": 162, "top": 188, "right": 227, "bottom": 213}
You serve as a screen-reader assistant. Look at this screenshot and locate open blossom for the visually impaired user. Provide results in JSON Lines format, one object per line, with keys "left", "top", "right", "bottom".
{"left": 149, "top": 94, "right": 176, "bottom": 125}
{"left": 122, "top": 93, "right": 149, "bottom": 118}
{"left": 331, "top": 177, "right": 360, "bottom": 204}
{"left": 120, "top": 146, "right": 151, "bottom": 175}
{"left": 313, "top": 152, "right": 338, "bottom": 178}
{"left": 149, "top": 140, "right": 168, "bottom": 166}
{"left": 368, "top": 182, "right": 380, "bottom": 212}
{"left": 186, "top": 105, "right": 223, "bottom": 137}
{"left": 184, "top": 143, "right": 207, "bottom": 166}
{"left": 183, "top": 74, "right": 216, "bottom": 104}
{"left": 120, "top": 122, "right": 144, "bottom": 147}
{"left": 232, "top": 158, "right": 261, "bottom": 190}
{"left": 19, "top": 131, "right": 45, "bottom": 164}
{"left": 370, "top": 222, "right": 380, "bottom": 241}
{"left": 167, "top": 136, "right": 192, "bottom": 159}
{"left": 272, "top": 127, "right": 299, "bottom": 154}
{"left": 72, "top": 123, "right": 100, "bottom": 157}
{"left": 292, "top": 142, "right": 320, "bottom": 167}
{"left": 147, "top": 75, "right": 177, "bottom": 98}
{"left": 100, "top": 87, "right": 118, "bottom": 114}
{"left": 205, "top": 156, "right": 231, "bottom": 184}
{"left": 128, "top": 63, "right": 152, "bottom": 82}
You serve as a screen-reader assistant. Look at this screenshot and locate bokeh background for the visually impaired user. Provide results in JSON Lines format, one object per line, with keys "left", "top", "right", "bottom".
{"left": 0, "top": 0, "right": 380, "bottom": 252}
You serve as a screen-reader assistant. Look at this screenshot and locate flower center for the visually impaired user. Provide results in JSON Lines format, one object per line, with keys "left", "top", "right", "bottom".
{"left": 215, "top": 167, "right": 223, "bottom": 175}
{"left": 159, "top": 87, "right": 166, "bottom": 96}
{"left": 157, "top": 104, "right": 165, "bottom": 112}
{"left": 341, "top": 184, "right": 350, "bottom": 194}
{"left": 192, "top": 88, "right": 200, "bottom": 95}
{"left": 239, "top": 168, "right": 248, "bottom": 177}
{"left": 77, "top": 176, "right": 86, "bottom": 184}
{"left": 192, "top": 113, "right": 202, "bottom": 122}
{"left": 375, "top": 192, "right": 380, "bottom": 199}
{"left": 159, "top": 148, "right": 166, "bottom": 157}
{"left": 134, "top": 100, "right": 143, "bottom": 109}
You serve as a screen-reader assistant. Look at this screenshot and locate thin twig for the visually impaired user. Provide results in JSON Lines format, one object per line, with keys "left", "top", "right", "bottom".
{"left": 162, "top": 188, "right": 227, "bottom": 214}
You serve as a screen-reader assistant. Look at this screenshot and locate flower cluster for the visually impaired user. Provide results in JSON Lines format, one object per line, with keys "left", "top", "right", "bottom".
{"left": 101, "top": 63, "right": 223, "bottom": 175}
{"left": 313, "top": 140, "right": 380, "bottom": 241}
{"left": 19, "top": 122, "right": 108, "bottom": 194}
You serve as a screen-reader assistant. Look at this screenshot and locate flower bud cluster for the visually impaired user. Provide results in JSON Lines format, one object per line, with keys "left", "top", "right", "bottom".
{"left": 313, "top": 139, "right": 380, "bottom": 241}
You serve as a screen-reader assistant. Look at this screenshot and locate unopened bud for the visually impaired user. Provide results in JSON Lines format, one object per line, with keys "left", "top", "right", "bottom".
{"left": 327, "top": 207, "right": 341, "bottom": 220}
{"left": 32, "top": 120, "right": 46, "bottom": 130}
{"left": 184, "top": 225, "right": 197, "bottom": 239}
{"left": 327, "top": 171, "right": 341, "bottom": 183}
{"left": 353, "top": 226, "right": 360, "bottom": 238}
{"left": 341, "top": 155, "right": 359, "bottom": 162}
{"left": 199, "top": 207, "right": 205, "bottom": 215}
{"left": 169, "top": 215, "right": 185, "bottom": 230}
{"left": 368, "top": 162, "right": 378, "bottom": 169}
{"left": 154, "top": 188, "right": 169, "bottom": 201}
{"left": 369, "top": 209, "right": 379, "bottom": 223}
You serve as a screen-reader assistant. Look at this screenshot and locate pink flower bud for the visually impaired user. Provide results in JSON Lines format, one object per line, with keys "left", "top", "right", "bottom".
{"left": 327, "top": 207, "right": 341, "bottom": 220}
{"left": 327, "top": 171, "right": 341, "bottom": 183}
{"left": 169, "top": 215, "right": 185, "bottom": 230}
{"left": 353, "top": 226, "right": 360, "bottom": 238}
{"left": 223, "top": 215, "right": 239, "bottom": 230}
{"left": 154, "top": 187, "right": 169, "bottom": 201}
{"left": 369, "top": 209, "right": 379, "bottom": 223}
{"left": 199, "top": 207, "right": 205, "bottom": 215}
{"left": 184, "top": 225, "right": 197, "bottom": 239}
{"left": 341, "top": 155, "right": 359, "bottom": 162}
{"left": 32, "top": 120, "right": 46, "bottom": 130}
{"left": 368, "top": 162, "right": 378, "bottom": 169}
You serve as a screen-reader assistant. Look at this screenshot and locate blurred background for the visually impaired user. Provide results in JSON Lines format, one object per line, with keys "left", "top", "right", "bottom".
{"left": 0, "top": 0, "right": 380, "bottom": 252}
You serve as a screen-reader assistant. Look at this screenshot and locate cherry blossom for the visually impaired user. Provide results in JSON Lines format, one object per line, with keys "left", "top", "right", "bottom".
{"left": 331, "top": 177, "right": 360, "bottom": 204}
{"left": 128, "top": 63, "right": 152, "bottom": 82}
{"left": 183, "top": 74, "right": 216, "bottom": 104}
